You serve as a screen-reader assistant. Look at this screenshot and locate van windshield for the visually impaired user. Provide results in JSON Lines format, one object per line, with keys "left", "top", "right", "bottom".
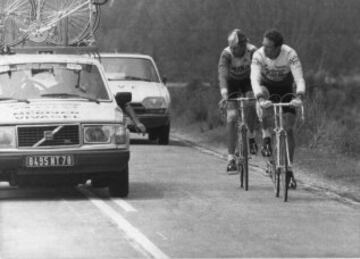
{"left": 0, "top": 63, "right": 110, "bottom": 101}
{"left": 101, "top": 57, "right": 160, "bottom": 83}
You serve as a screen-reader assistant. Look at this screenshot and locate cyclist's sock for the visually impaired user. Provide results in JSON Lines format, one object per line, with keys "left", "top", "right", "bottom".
{"left": 248, "top": 131, "right": 256, "bottom": 139}
{"left": 227, "top": 154, "right": 235, "bottom": 161}
{"left": 262, "top": 129, "right": 271, "bottom": 139}
{"left": 261, "top": 137, "right": 272, "bottom": 157}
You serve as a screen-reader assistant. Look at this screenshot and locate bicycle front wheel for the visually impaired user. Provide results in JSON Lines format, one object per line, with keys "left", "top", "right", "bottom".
{"left": 40, "top": 0, "right": 99, "bottom": 45}
{"left": 279, "top": 133, "right": 289, "bottom": 202}
{"left": 241, "top": 127, "right": 249, "bottom": 191}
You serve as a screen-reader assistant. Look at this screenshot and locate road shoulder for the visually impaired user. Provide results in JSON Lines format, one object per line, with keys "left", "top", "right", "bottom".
{"left": 171, "top": 126, "right": 360, "bottom": 206}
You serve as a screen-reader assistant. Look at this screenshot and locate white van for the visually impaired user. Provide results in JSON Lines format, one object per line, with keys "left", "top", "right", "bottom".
{"left": 100, "top": 53, "right": 171, "bottom": 144}
{"left": 0, "top": 52, "right": 131, "bottom": 197}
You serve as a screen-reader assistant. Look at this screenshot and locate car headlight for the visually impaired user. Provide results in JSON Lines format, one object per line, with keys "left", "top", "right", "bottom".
{"left": 0, "top": 127, "right": 16, "bottom": 148}
{"left": 142, "top": 97, "right": 167, "bottom": 109}
{"left": 84, "top": 125, "right": 126, "bottom": 144}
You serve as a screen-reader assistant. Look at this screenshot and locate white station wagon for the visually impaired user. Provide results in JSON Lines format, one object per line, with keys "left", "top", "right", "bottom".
{"left": 0, "top": 52, "right": 131, "bottom": 197}
{"left": 100, "top": 53, "right": 171, "bottom": 144}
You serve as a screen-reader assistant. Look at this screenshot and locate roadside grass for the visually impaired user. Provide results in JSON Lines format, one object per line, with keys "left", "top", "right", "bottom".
{"left": 169, "top": 77, "right": 360, "bottom": 200}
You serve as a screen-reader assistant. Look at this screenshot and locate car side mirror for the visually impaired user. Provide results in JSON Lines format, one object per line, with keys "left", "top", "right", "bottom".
{"left": 115, "top": 92, "right": 132, "bottom": 107}
{"left": 162, "top": 76, "right": 167, "bottom": 85}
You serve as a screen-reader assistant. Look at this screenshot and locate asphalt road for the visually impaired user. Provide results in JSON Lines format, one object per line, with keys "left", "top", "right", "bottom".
{"left": 0, "top": 136, "right": 359, "bottom": 258}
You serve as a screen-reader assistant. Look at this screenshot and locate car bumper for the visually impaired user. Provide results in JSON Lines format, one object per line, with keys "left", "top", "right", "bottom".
{"left": 0, "top": 149, "right": 129, "bottom": 181}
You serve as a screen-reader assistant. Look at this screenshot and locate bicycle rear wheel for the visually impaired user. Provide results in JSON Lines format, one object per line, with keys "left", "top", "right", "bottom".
{"left": 241, "top": 127, "right": 249, "bottom": 191}
{"left": 275, "top": 168, "right": 280, "bottom": 197}
{"left": 0, "top": 0, "right": 34, "bottom": 46}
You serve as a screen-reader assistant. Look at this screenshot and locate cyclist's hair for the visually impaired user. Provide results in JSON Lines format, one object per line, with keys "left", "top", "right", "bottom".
{"left": 228, "top": 29, "right": 247, "bottom": 47}
{"left": 264, "top": 29, "right": 284, "bottom": 47}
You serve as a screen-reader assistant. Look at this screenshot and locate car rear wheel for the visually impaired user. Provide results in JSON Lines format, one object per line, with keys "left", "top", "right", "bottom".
{"left": 148, "top": 129, "right": 158, "bottom": 141}
{"left": 108, "top": 164, "right": 129, "bottom": 197}
{"left": 158, "top": 123, "right": 170, "bottom": 145}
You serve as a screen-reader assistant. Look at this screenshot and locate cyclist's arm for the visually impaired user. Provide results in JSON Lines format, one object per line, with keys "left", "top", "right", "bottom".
{"left": 288, "top": 49, "right": 306, "bottom": 97}
{"left": 123, "top": 104, "right": 146, "bottom": 133}
{"left": 218, "top": 50, "right": 231, "bottom": 98}
{"left": 250, "top": 51, "right": 264, "bottom": 99}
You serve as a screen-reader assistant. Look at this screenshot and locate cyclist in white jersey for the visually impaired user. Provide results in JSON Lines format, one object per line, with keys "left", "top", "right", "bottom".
{"left": 250, "top": 29, "right": 305, "bottom": 187}
{"left": 218, "top": 29, "right": 258, "bottom": 173}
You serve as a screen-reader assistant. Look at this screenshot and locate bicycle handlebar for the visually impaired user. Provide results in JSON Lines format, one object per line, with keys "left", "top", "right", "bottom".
{"left": 227, "top": 97, "right": 256, "bottom": 102}
{"left": 268, "top": 102, "right": 305, "bottom": 121}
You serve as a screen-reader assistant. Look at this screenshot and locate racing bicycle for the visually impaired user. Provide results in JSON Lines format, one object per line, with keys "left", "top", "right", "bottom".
{"left": 223, "top": 94, "right": 256, "bottom": 191}
{"left": 264, "top": 95, "right": 304, "bottom": 202}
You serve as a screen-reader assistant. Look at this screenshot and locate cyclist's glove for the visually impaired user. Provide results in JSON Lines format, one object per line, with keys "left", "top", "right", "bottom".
{"left": 220, "top": 88, "right": 228, "bottom": 100}
{"left": 258, "top": 98, "right": 272, "bottom": 109}
{"left": 290, "top": 98, "right": 303, "bottom": 107}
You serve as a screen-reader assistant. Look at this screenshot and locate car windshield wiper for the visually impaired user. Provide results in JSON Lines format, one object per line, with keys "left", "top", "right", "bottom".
{"left": 41, "top": 93, "right": 100, "bottom": 104}
{"left": 0, "top": 97, "right": 30, "bottom": 103}
{"left": 123, "top": 76, "right": 151, "bottom": 82}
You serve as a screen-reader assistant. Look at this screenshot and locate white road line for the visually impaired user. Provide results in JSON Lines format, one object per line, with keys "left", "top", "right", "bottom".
{"left": 89, "top": 189, "right": 137, "bottom": 212}
{"left": 78, "top": 187, "right": 169, "bottom": 259}
{"left": 112, "top": 198, "right": 137, "bottom": 212}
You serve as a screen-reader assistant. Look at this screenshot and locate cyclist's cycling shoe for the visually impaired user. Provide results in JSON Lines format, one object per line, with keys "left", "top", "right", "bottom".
{"left": 226, "top": 159, "right": 237, "bottom": 174}
{"left": 249, "top": 138, "right": 258, "bottom": 155}
{"left": 288, "top": 171, "right": 297, "bottom": 189}
{"left": 261, "top": 137, "right": 272, "bottom": 157}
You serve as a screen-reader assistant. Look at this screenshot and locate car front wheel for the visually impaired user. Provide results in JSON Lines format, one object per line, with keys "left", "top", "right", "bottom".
{"left": 158, "top": 123, "right": 170, "bottom": 145}
{"left": 108, "top": 164, "right": 129, "bottom": 197}
{"left": 148, "top": 129, "right": 158, "bottom": 141}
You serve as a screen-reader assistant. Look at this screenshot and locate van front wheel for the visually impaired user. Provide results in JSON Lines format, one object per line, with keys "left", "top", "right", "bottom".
{"left": 158, "top": 124, "right": 170, "bottom": 145}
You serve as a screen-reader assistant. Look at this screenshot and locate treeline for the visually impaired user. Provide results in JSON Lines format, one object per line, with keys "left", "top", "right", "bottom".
{"left": 97, "top": 0, "right": 360, "bottom": 81}
{"left": 96, "top": 0, "right": 360, "bottom": 156}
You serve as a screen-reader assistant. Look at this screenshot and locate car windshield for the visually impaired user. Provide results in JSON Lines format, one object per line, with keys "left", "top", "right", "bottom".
{"left": 0, "top": 63, "right": 110, "bottom": 101}
{"left": 101, "top": 57, "right": 160, "bottom": 83}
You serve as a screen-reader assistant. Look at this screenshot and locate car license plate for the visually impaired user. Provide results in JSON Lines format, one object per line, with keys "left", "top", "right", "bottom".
{"left": 25, "top": 155, "right": 74, "bottom": 168}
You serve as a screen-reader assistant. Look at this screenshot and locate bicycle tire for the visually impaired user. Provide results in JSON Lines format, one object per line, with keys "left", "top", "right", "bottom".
{"left": 241, "top": 127, "right": 249, "bottom": 191}
{"left": 279, "top": 133, "right": 289, "bottom": 202}
{"left": 275, "top": 168, "right": 280, "bottom": 197}
{"left": 237, "top": 137, "right": 244, "bottom": 188}
{"left": 76, "top": 4, "right": 100, "bottom": 43}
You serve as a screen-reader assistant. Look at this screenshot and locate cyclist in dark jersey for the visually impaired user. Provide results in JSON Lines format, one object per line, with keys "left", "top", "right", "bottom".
{"left": 251, "top": 29, "right": 305, "bottom": 187}
{"left": 218, "top": 29, "right": 258, "bottom": 173}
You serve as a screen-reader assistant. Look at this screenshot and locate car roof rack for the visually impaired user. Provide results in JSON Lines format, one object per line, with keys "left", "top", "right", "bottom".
{"left": 0, "top": 0, "right": 108, "bottom": 59}
{"left": 11, "top": 45, "right": 99, "bottom": 55}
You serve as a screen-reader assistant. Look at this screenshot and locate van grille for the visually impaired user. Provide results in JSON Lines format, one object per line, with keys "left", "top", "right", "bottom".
{"left": 17, "top": 125, "right": 80, "bottom": 147}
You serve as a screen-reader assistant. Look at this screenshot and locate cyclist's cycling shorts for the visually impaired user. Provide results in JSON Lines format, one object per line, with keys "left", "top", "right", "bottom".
{"left": 228, "top": 78, "right": 252, "bottom": 98}
{"left": 261, "top": 77, "right": 296, "bottom": 114}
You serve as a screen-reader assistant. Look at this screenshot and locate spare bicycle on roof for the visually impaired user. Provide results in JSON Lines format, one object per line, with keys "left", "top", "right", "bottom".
{"left": 0, "top": 0, "right": 108, "bottom": 47}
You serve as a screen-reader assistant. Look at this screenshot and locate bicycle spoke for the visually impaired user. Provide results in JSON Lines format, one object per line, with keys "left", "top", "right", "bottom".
{"left": 0, "top": 0, "right": 33, "bottom": 46}
{"left": 39, "top": 0, "right": 99, "bottom": 45}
